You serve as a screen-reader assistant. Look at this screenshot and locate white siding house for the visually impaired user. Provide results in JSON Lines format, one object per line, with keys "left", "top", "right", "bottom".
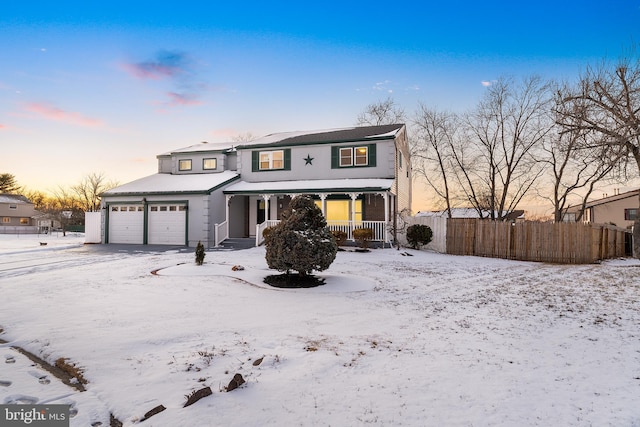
{"left": 100, "top": 124, "right": 411, "bottom": 247}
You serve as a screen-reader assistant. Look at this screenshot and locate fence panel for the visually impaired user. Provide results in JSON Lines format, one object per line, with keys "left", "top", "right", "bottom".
{"left": 404, "top": 216, "right": 447, "bottom": 252}
{"left": 441, "top": 219, "right": 629, "bottom": 264}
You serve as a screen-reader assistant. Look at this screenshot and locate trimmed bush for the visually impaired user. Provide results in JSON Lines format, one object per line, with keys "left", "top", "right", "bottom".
{"left": 195, "top": 241, "right": 205, "bottom": 265}
{"left": 353, "top": 227, "right": 373, "bottom": 249}
{"left": 264, "top": 195, "right": 337, "bottom": 276}
{"left": 406, "top": 224, "right": 433, "bottom": 249}
{"left": 331, "top": 230, "right": 347, "bottom": 246}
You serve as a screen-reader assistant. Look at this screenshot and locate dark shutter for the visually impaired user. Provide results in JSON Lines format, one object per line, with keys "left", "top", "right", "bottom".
{"left": 368, "top": 144, "right": 376, "bottom": 167}
{"left": 252, "top": 151, "right": 259, "bottom": 172}
{"left": 284, "top": 149, "right": 291, "bottom": 170}
{"left": 331, "top": 146, "right": 339, "bottom": 168}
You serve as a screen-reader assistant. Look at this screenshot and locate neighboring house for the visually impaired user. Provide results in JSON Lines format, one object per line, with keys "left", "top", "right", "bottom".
{"left": 564, "top": 188, "right": 639, "bottom": 228}
{"left": 416, "top": 208, "right": 525, "bottom": 222}
{"left": 0, "top": 194, "right": 38, "bottom": 232}
{"left": 100, "top": 124, "right": 411, "bottom": 247}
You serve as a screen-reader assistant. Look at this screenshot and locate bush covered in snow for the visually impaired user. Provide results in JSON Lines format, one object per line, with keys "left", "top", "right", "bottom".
{"left": 264, "top": 195, "right": 337, "bottom": 277}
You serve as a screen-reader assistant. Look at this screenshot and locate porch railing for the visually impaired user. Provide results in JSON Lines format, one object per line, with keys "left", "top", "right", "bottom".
{"left": 255, "top": 220, "right": 388, "bottom": 246}
{"left": 214, "top": 220, "right": 229, "bottom": 247}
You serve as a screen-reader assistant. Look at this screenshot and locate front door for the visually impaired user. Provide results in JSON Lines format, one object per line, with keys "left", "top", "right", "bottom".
{"left": 257, "top": 199, "right": 266, "bottom": 224}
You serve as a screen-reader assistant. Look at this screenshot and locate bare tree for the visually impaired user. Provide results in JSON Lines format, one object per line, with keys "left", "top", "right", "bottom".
{"left": 541, "top": 122, "right": 622, "bottom": 222}
{"left": 356, "top": 97, "right": 406, "bottom": 126}
{"left": 556, "top": 52, "right": 640, "bottom": 255}
{"left": 412, "top": 104, "right": 458, "bottom": 217}
{"left": 232, "top": 132, "right": 256, "bottom": 142}
{"left": 458, "top": 76, "right": 554, "bottom": 220}
{"left": 71, "top": 172, "right": 119, "bottom": 212}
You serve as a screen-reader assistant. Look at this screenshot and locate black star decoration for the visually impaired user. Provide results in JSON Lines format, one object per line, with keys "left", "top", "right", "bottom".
{"left": 304, "top": 154, "right": 314, "bottom": 165}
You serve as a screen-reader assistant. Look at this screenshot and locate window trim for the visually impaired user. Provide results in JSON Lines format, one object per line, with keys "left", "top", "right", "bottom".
{"left": 332, "top": 144, "right": 376, "bottom": 169}
{"left": 178, "top": 159, "right": 192, "bottom": 171}
{"left": 203, "top": 158, "right": 217, "bottom": 170}
{"left": 252, "top": 149, "right": 291, "bottom": 172}
{"left": 624, "top": 208, "right": 638, "bottom": 221}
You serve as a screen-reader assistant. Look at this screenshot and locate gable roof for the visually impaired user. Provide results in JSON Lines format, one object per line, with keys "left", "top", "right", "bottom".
{"left": 102, "top": 171, "right": 240, "bottom": 196}
{"left": 565, "top": 188, "right": 639, "bottom": 212}
{"left": 0, "top": 194, "right": 33, "bottom": 204}
{"left": 161, "top": 124, "right": 406, "bottom": 156}
{"left": 237, "top": 124, "right": 405, "bottom": 149}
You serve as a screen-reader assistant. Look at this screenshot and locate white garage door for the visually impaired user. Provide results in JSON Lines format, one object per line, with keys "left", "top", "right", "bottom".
{"left": 108, "top": 205, "right": 144, "bottom": 244}
{"left": 148, "top": 204, "right": 187, "bottom": 245}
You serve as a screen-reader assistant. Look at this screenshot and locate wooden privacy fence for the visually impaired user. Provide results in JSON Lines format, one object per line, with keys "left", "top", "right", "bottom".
{"left": 446, "top": 219, "right": 629, "bottom": 264}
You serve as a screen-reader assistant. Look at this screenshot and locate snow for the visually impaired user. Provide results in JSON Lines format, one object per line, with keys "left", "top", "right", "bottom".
{"left": 225, "top": 178, "right": 394, "bottom": 193}
{"left": 1, "top": 233, "right": 640, "bottom": 426}
{"left": 103, "top": 170, "right": 239, "bottom": 195}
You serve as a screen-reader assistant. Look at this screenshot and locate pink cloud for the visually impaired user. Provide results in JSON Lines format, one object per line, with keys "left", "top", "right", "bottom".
{"left": 0, "top": 124, "right": 6, "bottom": 130}
{"left": 121, "top": 50, "right": 189, "bottom": 80}
{"left": 166, "top": 92, "right": 202, "bottom": 107}
{"left": 25, "top": 102, "right": 103, "bottom": 127}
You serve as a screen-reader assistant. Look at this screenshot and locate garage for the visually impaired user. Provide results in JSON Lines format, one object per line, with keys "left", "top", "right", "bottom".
{"left": 108, "top": 205, "right": 144, "bottom": 244}
{"left": 148, "top": 204, "right": 187, "bottom": 245}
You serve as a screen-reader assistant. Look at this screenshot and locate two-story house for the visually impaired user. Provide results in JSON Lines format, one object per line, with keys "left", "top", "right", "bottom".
{"left": 100, "top": 124, "right": 411, "bottom": 247}
{"left": 0, "top": 194, "right": 40, "bottom": 233}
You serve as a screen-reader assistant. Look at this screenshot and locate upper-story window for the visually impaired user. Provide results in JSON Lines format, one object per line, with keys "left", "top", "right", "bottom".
{"left": 252, "top": 149, "right": 291, "bottom": 172}
{"left": 332, "top": 144, "right": 376, "bottom": 168}
{"left": 260, "top": 150, "right": 284, "bottom": 170}
{"left": 178, "top": 159, "right": 192, "bottom": 171}
{"left": 9, "top": 204, "right": 17, "bottom": 209}
{"left": 624, "top": 208, "right": 638, "bottom": 220}
{"left": 203, "top": 158, "right": 217, "bottom": 170}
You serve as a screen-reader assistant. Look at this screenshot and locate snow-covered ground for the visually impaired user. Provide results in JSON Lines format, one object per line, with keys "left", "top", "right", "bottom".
{"left": 1, "top": 233, "right": 639, "bottom": 426}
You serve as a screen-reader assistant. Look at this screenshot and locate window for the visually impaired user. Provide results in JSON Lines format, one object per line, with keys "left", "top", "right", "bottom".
{"left": 159, "top": 206, "right": 167, "bottom": 212}
{"left": 20, "top": 218, "right": 29, "bottom": 224}
{"left": 339, "top": 148, "right": 352, "bottom": 167}
{"left": 398, "top": 151, "right": 403, "bottom": 169}
{"left": 314, "top": 199, "right": 362, "bottom": 222}
{"left": 169, "top": 206, "right": 177, "bottom": 211}
{"left": 338, "top": 146, "right": 368, "bottom": 167}
{"left": 332, "top": 144, "right": 376, "bottom": 168}
{"left": 252, "top": 149, "right": 291, "bottom": 171}
{"left": 111, "top": 206, "right": 119, "bottom": 212}
{"left": 354, "top": 147, "right": 368, "bottom": 166}
{"left": 624, "top": 208, "right": 638, "bottom": 220}
{"left": 260, "top": 150, "right": 284, "bottom": 170}
{"left": 2, "top": 217, "right": 10, "bottom": 223}
{"left": 178, "top": 159, "right": 192, "bottom": 171}
{"left": 9, "top": 204, "right": 17, "bottom": 209}
{"left": 203, "top": 158, "right": 217, "bottom": 170}
{"left": 150, "top": 206, "right": 158, "bottom": 212}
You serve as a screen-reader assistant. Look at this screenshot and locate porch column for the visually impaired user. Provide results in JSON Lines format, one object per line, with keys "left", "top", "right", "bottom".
{"left": 382, "top": 192, "right": 389, "bottom": 246}
{"left": 262, "top": 194, "right": 272, "bottom": 221}
{"left": 348, "top": 193, "right": 360, "bottom": 221}
{"left": 225, "top": 195, "right": 233, "bottom": 237}
{"left": 318, "top": 193, "right": 328, "bottom": 216}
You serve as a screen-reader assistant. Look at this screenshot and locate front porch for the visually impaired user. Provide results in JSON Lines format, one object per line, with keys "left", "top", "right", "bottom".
{"left": 255, "top": 219, "right": 389, "bottom": 246}
{"left": 214, "top": 188, "right": 396, "bottom": 248}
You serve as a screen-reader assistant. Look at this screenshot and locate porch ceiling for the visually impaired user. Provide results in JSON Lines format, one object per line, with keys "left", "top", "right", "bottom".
{"left": 223, "top": 178, "right": 394, "bottom": 195}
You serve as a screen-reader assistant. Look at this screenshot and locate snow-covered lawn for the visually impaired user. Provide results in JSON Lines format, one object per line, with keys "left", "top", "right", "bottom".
{"left": 1, "top": 233, "right": 639, "bottom": 426}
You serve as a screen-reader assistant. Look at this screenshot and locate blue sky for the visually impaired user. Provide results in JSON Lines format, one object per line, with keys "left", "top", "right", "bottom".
{"left": 1, "top": 1, "right": 639, "bottom": 210}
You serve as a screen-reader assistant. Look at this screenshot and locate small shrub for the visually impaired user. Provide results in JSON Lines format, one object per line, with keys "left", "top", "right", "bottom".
{"left": 353, "top": 228, "right": 373, "bottom": 249}
{"left": 195, "top": 241, "right": 205, "bottom": 265}
{"left": 406, "top": 224, "right": 433, "bottom": 249}
{"left": 331, "top": 230, "right": 347, "bottom": 246}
